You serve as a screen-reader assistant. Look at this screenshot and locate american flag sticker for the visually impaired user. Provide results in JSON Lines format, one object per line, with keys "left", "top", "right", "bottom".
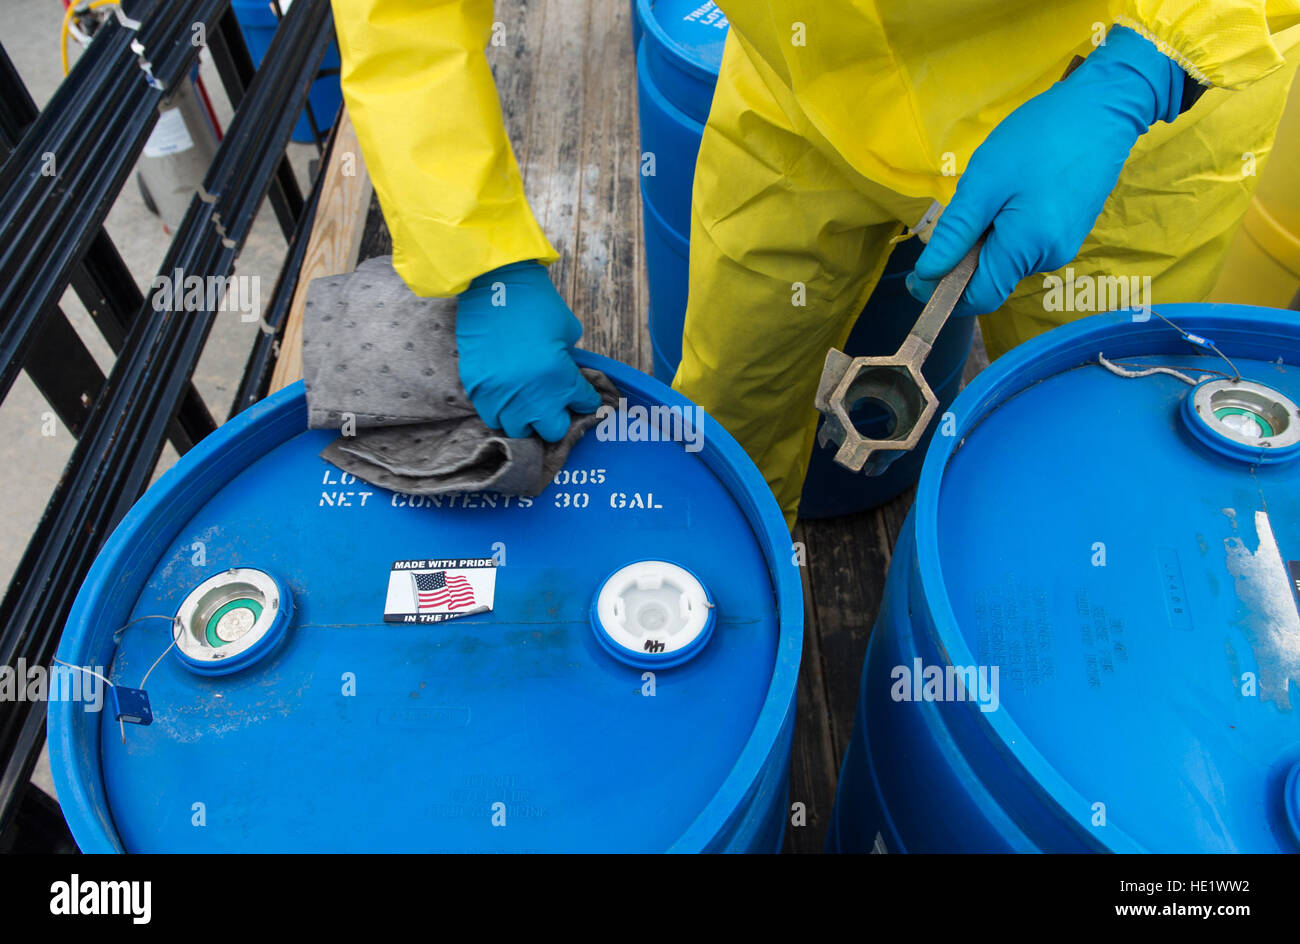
{"left": 383, "top": 558, "right": 497, "bottom": 624}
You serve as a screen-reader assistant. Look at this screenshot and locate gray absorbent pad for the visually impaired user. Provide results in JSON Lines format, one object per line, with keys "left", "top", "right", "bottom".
{"left": 301, "top": 255, "right": 619, "bottom": 497}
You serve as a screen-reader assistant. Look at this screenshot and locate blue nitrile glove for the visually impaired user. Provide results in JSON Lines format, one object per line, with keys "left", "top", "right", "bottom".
{"left": 907, "top": 26, "right": 1186, "bottom": 315}
{"left": 455, "top": 260, "right": 602, "bottom": 441}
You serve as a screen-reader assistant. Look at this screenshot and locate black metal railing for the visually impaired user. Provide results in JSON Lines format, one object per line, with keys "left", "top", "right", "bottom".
{"left": 0, "top": 0, "right": 336, "bottom": 846}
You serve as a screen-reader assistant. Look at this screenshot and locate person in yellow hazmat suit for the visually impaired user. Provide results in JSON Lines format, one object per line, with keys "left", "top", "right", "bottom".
{"left": 330, "top": 1, "right": 1300, "bottom": 529}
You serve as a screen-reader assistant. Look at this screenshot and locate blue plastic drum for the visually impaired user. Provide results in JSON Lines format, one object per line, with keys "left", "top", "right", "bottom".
{"left": 828, "top": 303, "right": 1300, "bottom": 853}
{"left": 48, "top": 352, "right": 801, "bottom": 852}
{"left": 633, "top": 0, "right": 972, "bottom": 517}
{"left": 635, "top": 0, "right": 728, "bottom": 383}
{"left": 231, "top": 0, "right": 342, "bottom": 143}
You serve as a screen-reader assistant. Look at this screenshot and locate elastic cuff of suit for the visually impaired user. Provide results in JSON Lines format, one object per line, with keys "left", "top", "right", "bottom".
{"left": 1110, "top": 16, "right": 1212, "bottom": 96}
{"left": 1094, "top": 23, "right": 1186, "bottom": 124}
{"left": 466, "top": 259, "right": 545, "bottom": 291}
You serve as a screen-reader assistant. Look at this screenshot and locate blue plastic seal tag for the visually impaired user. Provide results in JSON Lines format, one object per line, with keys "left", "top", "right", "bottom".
{"left": 112, "top": 686, "right": 153, "bottom": 726}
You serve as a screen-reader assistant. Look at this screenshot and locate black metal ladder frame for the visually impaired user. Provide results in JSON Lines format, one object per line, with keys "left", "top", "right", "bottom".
{"left": 0, "top": 0, "right": 340, "bottom": 848}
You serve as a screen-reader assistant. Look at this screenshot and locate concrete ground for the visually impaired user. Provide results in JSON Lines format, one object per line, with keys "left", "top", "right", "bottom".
{"left": 4, "top": 0, "right": 315, "bottom": 801}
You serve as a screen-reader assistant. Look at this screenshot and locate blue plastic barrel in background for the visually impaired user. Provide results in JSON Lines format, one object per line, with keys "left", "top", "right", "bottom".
{"left": 635, "top": 0, "right": 726, "bottom": 385}
{"left": 827, "top": 303, "right": 1300, "bottom": 853}
{"left": 48, "top": 352, "right": 801, "bottom": 853}
{"left": 231, "top": 0, "right": 342, "bottom": 143}
{"left": 633, "top": 0, "right": 972, "bottom": 518}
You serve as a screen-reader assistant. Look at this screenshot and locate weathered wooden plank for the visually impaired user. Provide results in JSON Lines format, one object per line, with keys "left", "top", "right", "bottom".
{"left": 270, "top": 108, "right": 372, "bottom": 391}
{"left": 488, "top": 0, "right": 547, "bottom": 170}
{"left": 569, "top": 0, "right": 647, "bottom": 370}
{"left": 629, "top": 26, "right": 650, "bottom": 379}
{"left": 795, "top": 487, "right": 919, "bottom": 835}
{"left": 801, "top": 510, "right": 893, "bottom": 768}
{"left": 875, "top": 488, "right": 916, "bottom": 556}
{"left": 784, "top": 523, "right": 840, "bottom": 853}
{"left": 516, "top": 0, "right": 589, "bottom": 312}
{"left": 356, "top": 189, "right": 391, "bottom": 261}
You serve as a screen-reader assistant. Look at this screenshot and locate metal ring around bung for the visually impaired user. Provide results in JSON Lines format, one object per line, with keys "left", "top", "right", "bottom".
{"left": 1183, "top": 378, "right": 1300, "bottom": 464}
{"left": 173, "top": 568, "right": 292, "bottom": 676}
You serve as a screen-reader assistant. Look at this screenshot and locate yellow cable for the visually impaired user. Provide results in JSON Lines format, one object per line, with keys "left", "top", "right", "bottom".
{"left": 59, "top": 4, "right": 76, "bottom": 75}
{"left": 61, "top": 0, "right": 120, "bottom": 76}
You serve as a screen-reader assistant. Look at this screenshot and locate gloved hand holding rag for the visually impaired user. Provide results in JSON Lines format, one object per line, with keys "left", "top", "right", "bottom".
{"left": 301, "top": 256, "right": 618, "bottom": 497}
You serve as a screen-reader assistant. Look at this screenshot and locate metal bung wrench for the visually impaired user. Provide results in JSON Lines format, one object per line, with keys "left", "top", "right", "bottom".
{"left": 814, "top": 238, "right": 983, "bottom": 475}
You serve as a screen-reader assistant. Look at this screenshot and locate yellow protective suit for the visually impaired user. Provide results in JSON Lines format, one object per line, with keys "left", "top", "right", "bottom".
{"left": 331, "top": 1, "right": 557, "bottom": 296}
{"left": 677, "top": 1, "right": 1300, "bottom": 526}
{"left": 331, "top": 0, "right": 1300, "bottom": 528}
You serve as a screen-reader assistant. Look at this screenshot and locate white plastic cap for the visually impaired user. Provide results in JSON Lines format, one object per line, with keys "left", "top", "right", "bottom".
{"left": 592, "top": 561, "right": 714, "bottom": 666}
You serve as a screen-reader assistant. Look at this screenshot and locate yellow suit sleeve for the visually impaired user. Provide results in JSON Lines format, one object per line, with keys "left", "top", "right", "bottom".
{"left": 1110, "top": 0, "right": 1300, "bottom": 89}
{"left": 331, "top": 0, "right": 558, "bottom": 296}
